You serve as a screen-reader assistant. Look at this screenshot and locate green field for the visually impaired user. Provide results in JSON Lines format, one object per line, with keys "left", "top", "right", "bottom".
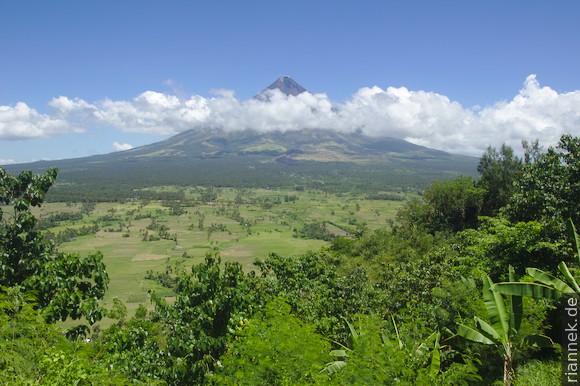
{"left": 33, "top": 187, "right": 406, "bottom": 320}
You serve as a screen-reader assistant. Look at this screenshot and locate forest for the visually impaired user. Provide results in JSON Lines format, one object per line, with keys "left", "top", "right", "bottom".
{"left": 0, "top": 133, "right": 579, "bottom": 385}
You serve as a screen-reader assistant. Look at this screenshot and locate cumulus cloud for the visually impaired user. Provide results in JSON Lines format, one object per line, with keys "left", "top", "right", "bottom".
{"left": 111, "top": 141, "right": 134, "bottom": 152}
{"left": 2, "top": 75, "right": 579, "bottom": 156}
{"left": 0, "top": 101, "right": 81, "bottom": 140}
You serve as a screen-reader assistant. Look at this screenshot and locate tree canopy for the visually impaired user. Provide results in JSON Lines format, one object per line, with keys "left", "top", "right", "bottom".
{"left": 0, "top": 168, "right": 108, "bottom": 326}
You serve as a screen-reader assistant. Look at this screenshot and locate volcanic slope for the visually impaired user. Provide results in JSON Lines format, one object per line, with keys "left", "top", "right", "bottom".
{"left": 5, "top": 127, "right": 478, "bottom": 198}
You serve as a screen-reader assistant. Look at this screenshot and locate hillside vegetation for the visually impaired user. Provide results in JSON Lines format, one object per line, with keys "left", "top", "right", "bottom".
{"left": 1, "top": 133, "right": 577, "bottom": 385}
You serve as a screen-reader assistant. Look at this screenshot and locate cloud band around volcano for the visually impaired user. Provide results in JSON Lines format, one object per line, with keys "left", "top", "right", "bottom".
{"left": 1, "top": 75, "right": 578, "bottom": 156}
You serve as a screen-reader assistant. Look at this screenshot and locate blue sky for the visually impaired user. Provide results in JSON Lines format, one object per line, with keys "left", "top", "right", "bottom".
{"left": 1, "top": 0, "right": 579, "bottom": 163}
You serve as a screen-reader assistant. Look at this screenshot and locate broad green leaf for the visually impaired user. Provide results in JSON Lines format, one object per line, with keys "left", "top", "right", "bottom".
{"left": 474, "top": 316, "right": 501, "bottom": 342}
{"left": 522, "top": 334, "right": 554, "bottom": 348}
{"left": 457, "top": 324, "right": 496, "bottom": 345}
{"left": 482, "top": 275, "right": 509, "bottom": 340}
{"left": 343, "top": 318, "right": 359, "bottom": 347}
{"left": 526, "top": 268, "right": 574, "bottom": 294}
{"left": 416, "top": 333, "right": 439, "bottom": 357}
{"left": 491, "top": 282, "right": 563, "bottom": 300}
{"left": 329, "top": 350, "right": 348, "bottom": 358}
{"left": 429, "top": 335, "right": 441, "bottom": 376}
{"left": 460, "top": 276, "right": 476, "bottom": 289}
{"left": 508, "top": 266, "right": 522, "bottom": 333}
{"left": 320, "top": 360, "right": 347, "bottom": 376}
{"left": 558, "top": 262, "right": 580, "bottom": 295}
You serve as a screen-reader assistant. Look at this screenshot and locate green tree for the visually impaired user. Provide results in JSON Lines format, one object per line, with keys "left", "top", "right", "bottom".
{"left": 506, "top": 134, "right": 580, "bottom": 226}
{"left": 100, "top": 254, "right": 265, "bottom": 384}
{"left": 477, "top": 144, "right": 523, "bottom": 215}
{"left": 255, "top": 251, "right": 379, "bottom": 342}
{"left": 425, "top": 176, "right": 485, "bottom": 232}
{"left": 491, "top": 220, "right": 580, "bottom": 300}
{"left": 458, "top": 217, "right": 563, "bottom": 279}
{"left": 397, "top": 176, "right": 484, "bottom": 234}
{"left": 0, "top": 286, "right": 129, "bottom": 385}
{"left": 0, "top": 168, "right": 108, "bottom": 326}
{"left": 212, "top": 298, "right": 331, "bottom": 385}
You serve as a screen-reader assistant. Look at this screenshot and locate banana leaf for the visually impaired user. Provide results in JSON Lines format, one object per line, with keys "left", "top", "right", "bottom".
{"left": 482, "top": 275, "right": 509, "bottom": 341}
{"left": 491, "top": 282, "right": 563, "bottom": 300}
{"left": 509, "top": 266, "right": 523, "bottom": 333}
{"left": 473, "top": 316, "right": 501, "bottom": 342}
{"left": 527, "top": 268, "right": 573, "bottom": 294}
{"left": 522, "top": 334, "right": 554, "bottom": 348}
{"left": 457, "top": 324, "right": 495, "bottom": 345}
{"left": 558, "top": 262, "right": 580, "bottom": 295}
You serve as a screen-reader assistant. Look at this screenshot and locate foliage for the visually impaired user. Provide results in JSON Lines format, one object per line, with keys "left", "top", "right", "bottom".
{"left": 506, "top": 134, "right": 580, "bottom": 227}
{"left": 295, "top": 221, "right": 334, "bottom": 241}
{"left": 396, "top": 176, "right": 484, "bottom": 233}
{"left": 212, "top": 298, "right": 331, "bottom": 385}
{"left": 98, "top": 253, "right": 265, "bottom": 385}
{"left": 42, "top": 224, "right": 100, "bottom": 245}
{"left": 477, "top": 144, "right": 523, "bottom": 216}
{"left": 255, "top": 251, "right": 379, "bottom": 342}
{"left": 96, "top": 314, "right": 167, "bottom": 383}
{"left": 0, "top": 168, "right": 109, "bottom": 326}
{"left": 458, "top": 217, "right": 564, "bottom": 279}
{"left": 0, "top": 286, "right": 129, "bottom": 385}
{"left": 331, "top": 227, "right": 483, "bottom": 333}
{"left": 456, "top": 269, "right": 553, "bottom": 386}
{"left": 513, "top": 360, "right": 561, "bottom": 386}
{"left": 424, "top": 176, "right": 485, "bottom": 232}
{"left": 326, "top": 314, "right": 481, "bottom": 385}
{"left": 4, "top": 135, "right": 574, "bottom": 383}
{"left": 491, "top": 220, "right": 580, "bottom": 300}
{"left": 36, "top": 210, "right": 85, "bottom": 230}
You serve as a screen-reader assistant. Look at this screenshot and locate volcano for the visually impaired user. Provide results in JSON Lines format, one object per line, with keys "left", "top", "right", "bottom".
{"left": 254, "top": 76, "right": 308, "bottom": 100}
{"left": 2, "top": 76, "right": 478, "bottom": 195}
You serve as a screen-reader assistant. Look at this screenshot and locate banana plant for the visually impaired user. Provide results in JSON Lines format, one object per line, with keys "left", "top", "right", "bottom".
{"left": 321, "top": 316, "right": 443, "bottom": 378}
{"left": 320, "top": 318, "right": 357, "bottom": 377}
{"left": 456, "top": 267, "right": 553, "bottom": 386}
{"left": 491, "top": 220, "right": 580, "bottom": 300}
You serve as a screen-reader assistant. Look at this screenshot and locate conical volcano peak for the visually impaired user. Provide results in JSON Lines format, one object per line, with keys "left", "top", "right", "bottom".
{"left": 255, "top": 76, "right": 308, "bottom": 100}
{"left": 268, "top": 76, "right": 308, "bottom": 96}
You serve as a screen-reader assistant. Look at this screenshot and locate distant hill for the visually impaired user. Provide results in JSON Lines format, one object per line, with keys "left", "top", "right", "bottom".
{"left": 3, "top": 127, "right": 478, "bottom": 199}
{"left": 111, "top": 127, "right": 467, "bottom": 164}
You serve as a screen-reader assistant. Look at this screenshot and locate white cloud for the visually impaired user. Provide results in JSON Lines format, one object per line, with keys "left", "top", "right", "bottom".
{"left": 111, "top": 141, "right": 134, "bottom": 152}
{"left": 2, "top": 75, "right": 579, "bottom": 156}
{"left": 0, "top": 101, "right": 80, "bottom": 140}
{"left": 474, "top": 75, "right": 580, "bottom": 152}
{"left": 93, "top": 92, "right": 211, "bottom": 135}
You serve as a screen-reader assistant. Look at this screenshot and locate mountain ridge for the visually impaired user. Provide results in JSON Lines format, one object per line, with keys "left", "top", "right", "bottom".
{"left": 103, "top": 127, "right": 462, "bottom": 164}
{"left": 2, "top": 127, "right": 478, "bottom": 195}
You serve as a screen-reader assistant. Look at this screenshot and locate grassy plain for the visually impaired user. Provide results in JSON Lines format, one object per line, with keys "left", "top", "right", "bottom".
{"left": 34, "top": 187, "right": 407, "bottom": 322}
